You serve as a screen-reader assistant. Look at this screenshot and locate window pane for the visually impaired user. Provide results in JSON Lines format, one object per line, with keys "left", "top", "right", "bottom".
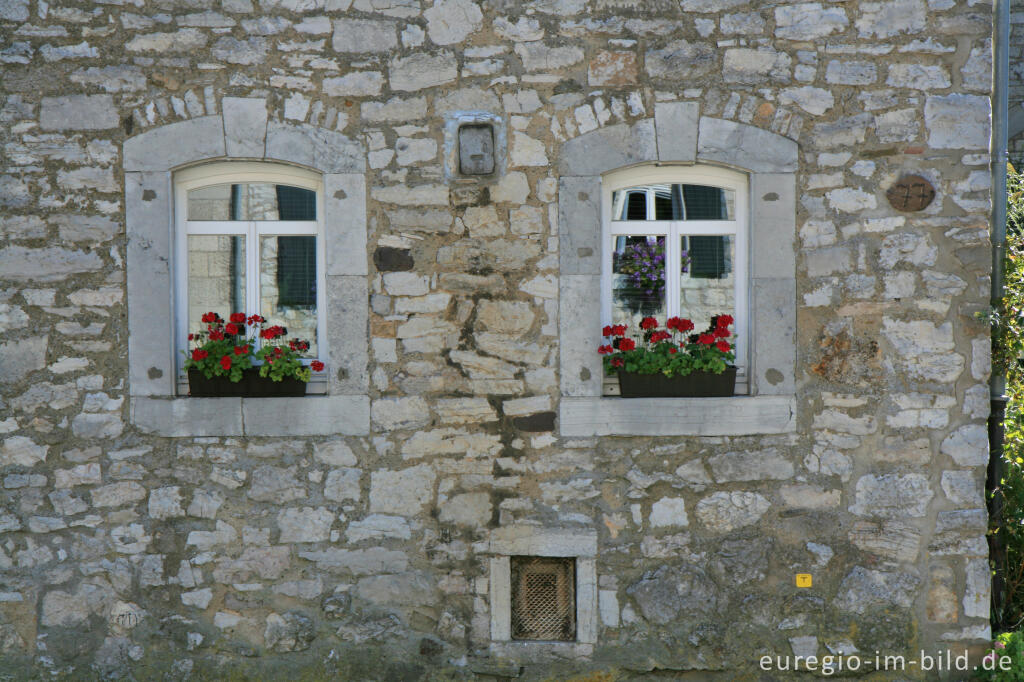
{"left": 611, "top": 235, "right": 667, "bottom": 326}
{"left": 187, "top": 234, "right": 246, "bottom": 336}
{"left": 260, "top": 235, "right": 318, "bottom": 357}
{"left": 611, "top": 184, "right": 734, "bottom": 220}
{"left": 187, "top": 183, "right": 316, "bottom": 221}
{"left": 680, "top": 234, "right": 734, "bottom": 334}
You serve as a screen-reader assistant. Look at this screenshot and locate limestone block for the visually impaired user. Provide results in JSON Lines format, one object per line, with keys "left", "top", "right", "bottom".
{"left": 390, "top": 52, "right": 457, "bottom": 91}
{"left": 222, "top": 97, "right": 268, "bottom": 158}
{"left": 314, "top": 441, "right": 357, "bottom": 466}
{"left": 323, "top": 72, "right": 384, "bottom": 97}
{"left": 148, "top": 487, "right": 185, "bottom": 520}
{"left": 123, "top": 117, "right": 225, "bottom": 171}
{"left": 835, "top": 567, "right": 919, "bottom": 613}
{"left": 941, "top": 471, "right": 984, "bottom": 508}
{"left": 927, "top": 565, "right": 958, "bottom": 623}
{"left": 940, "top": 425, "right": 988, "bottom": 466}
{"left": 92, "top": 482, "right": 147, "bottom": 508}
{"left": 266, "top": 121, "right": 363, "bottom": 173}
{"left": 371, "top": 396, "right": 430, "bottom": 431}
{"left": 324, "top": 468, "right": 361, "bottom": 502}
{"left": 848, "top": 520, "right": 921, "bottom": 562}
{"left": 297, "top": 547, "right": 409, "bottom": 575}
{"left": 627, "top": 564, "right": 718, "bottom": 624}
{"left": 963, "top": 558, "right": 990, "bottom": 619}
{"left": 708, "top": 449, "right": 794, "bottom": 482}
{"left": 723, "top": 47, "right": 792, "bottom": 84}
{"left": 650, "top": 497, "right": 689, "bottom": 528}
{"left": 277, "top": 507, "right": 334, "bottom": 543}
{"left": 695, "top": 491, "right": 770, "bottom": 533}
{"left": 438, "top": 492, "right": 492, "bottom": 526}
{"left": 559, "top": 121, "right": 656, "bottom": 176}
{"left": 369, "top": 465, "right": 435, "bottom": 515}
{"left": 558, "top": 176, "right": 601, "bottom": 275}
{"left": 850, "top": 474, "right": 932, "bottom": 518}
{"left": 248, "top": 466, "right": 305, "bottom": 502}
{"left": 345, "top": 514, "right": 411, "bottom": 542}
{"left": 925, "top": 94, "right": 991, "bottom": 150}
{"left": 424, "top": 0, "right": 482, "bottom": 45}
{"left": 0, "top": 436, "right": 47, "bottom": 467}
{"left": 332, "top": 18, "right": 398, "bottom": 53}
{"left": 654, "top": 101, "right": 698, "bottom": 162}
{"left": 856, "top": 0, "right": 926, "bottom": 38}
{"left": 39, "top": 95, "right": 118, "bottom": 131}
{"left": 698, "top": 117, "right": 798, "bottom": 173}
{"left": 775, "top": 3, "right": 848, "bottom": 40}
{"left": 645, "top": 40, "right": 714, "bottom": 80}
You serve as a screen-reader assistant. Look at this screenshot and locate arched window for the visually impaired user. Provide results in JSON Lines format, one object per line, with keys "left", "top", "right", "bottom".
{"left": 602, "top": 165, "right": 749, "bottom": 392}
{"left": 174, "top": 162, "right": 326, "bottom": 390}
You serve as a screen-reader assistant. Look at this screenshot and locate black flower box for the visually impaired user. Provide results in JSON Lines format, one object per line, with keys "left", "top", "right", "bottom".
{"left": 617, "top": 367, "right": 737, "bottom": 398}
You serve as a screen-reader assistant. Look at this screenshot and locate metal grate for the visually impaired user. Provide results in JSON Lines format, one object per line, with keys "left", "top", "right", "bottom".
{"left": 510, "top": 557, "right": 576, "bottom": 641}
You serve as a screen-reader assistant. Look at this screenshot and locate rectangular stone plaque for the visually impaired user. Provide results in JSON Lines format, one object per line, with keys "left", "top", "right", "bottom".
{"left": 458, "top": 124, "right": 495, "bottom": 175}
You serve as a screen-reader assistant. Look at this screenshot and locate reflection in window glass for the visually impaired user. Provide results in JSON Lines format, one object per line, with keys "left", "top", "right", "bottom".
{"left": 611, "top": 184, "right": 734, "bottom": 221}
{"left": 611, "top": 235, "right": 667, "bottom": 326}
{"left": 187, "top": 183, "right": 316, "bottom": 221}
{"left": 680, "top": 235, "right": 734, "bottom": 334}
{"left": 260, "top": 236, "right": 318, "bottom": 356}
{"left": 188, "top": 234, "right": 245, "bottom": 337}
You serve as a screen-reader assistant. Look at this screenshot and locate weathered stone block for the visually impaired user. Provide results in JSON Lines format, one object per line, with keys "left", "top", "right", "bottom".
{"left": 39, "top": 95, "right": 118, "bottom": 131}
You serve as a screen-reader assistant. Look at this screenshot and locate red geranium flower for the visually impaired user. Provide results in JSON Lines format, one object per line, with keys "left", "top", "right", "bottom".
{"left": 612, "top": 325, "right": 627, "bottom": 337}
{"left": 602, "top": 325, "right": 613, "bottom": 337}
{"left": 233, "top": 345, "right": 248, "bottom": 355}
{"left": 274, "top": 347, "right": 283, "bottom": 357}
{"left": 650, "top": 330, "right": 671, "bottom": 343}
{"left": 716, "top": 314, "right": 733, "bottom": 328}
{"left": 230, "top": 312, "right": 246, "bottom": 324}
{"left": 716, "top": 340, "right": 731, "bottom": 353}
{"left": 714, "top": 327, "right": 730, "bottom": 338}
{"left": 225, "top": 323, "right": 238, "bottom": 335}
{"left": 191, "top": 349, "right": 208, "bottom": 361}
{"left": 619, "top": 338, "right": 636, "bottom": 351}
{"left": 698, "top": 333, "right": 715, "bottom": 345}
{"left": 220, "top": 355, "right": 231, "bottom": 370}
{"left": 668, "top": 347, "right": 678, "bottom": 354}
{"left": 640, "top": 317, "right": 658, "bottom": 330}
{"left": 610, "top": 357, "right": 624, "bottom": 367}
{"left": 598, "top": 344, "right": 614, "bottom": 355}
{"left": 247, "top": 314, "right": 265, "bottom": 326}
{"left": 201, "top": 312, "right": 217, "bottom": 324}
{"left": 667, "top": 317, "right": 694, "bottom": 332}
{"left": 311, "top": 360, "right": 325, "bottom": 372}
{"left": 209, "top": 329, "right": 224, "bottom": 341}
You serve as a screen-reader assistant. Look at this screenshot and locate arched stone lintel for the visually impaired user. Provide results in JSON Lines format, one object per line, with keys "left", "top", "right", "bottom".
{"left": 558, "top": 105, "right": 798, "bottom": 177}
{"left": 123, "top": 100, "right": 364, "bottom": 174}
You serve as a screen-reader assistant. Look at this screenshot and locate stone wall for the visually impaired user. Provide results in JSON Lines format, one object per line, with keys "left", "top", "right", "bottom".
{"left": 0, "top": 0, "right": 994, "bottom": 678}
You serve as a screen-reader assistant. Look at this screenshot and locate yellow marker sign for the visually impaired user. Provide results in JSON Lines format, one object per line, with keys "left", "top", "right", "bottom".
{"left": 796, "top": 574, "right": 812, "bottom": 588}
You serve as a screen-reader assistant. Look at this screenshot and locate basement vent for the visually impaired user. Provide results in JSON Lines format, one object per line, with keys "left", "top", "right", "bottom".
{"left": 510, "top": 556, "right": 576, "bottom": 641}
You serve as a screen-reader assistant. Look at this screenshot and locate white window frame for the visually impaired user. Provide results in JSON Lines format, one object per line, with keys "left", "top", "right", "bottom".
{"left": 173, "top": 162, "right": 327, "bottom": 394}
{"left": 601, "top": 165, "right": 749, "bottom": 393}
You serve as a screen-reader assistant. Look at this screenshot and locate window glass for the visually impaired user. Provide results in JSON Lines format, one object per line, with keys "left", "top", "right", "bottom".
{"left": 611, "top": 235, "right": 667, "bottom": 326}
{"left": 680, "top": 235, "right": 734, "bottom": 333}
{"left": 187, "top": 234, "right": 246, "bottom": 337}
{"left": 187, "top": 183, "right": 316, "bottom": 221}
{"left": 611, "top": 184, "right": 734, "bottom": 221}
{"left": 259, "top": 235, "right": 318, "bottom": 356}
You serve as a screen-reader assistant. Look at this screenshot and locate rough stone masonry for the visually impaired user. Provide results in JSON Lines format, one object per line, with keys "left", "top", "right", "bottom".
{"left": 0, "top": 0, "right": 997, "bottom": 678}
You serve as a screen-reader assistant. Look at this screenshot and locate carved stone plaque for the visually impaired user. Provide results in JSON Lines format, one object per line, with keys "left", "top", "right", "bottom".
{"left": 886, "top": 175, "right": 936, "bottom": 212}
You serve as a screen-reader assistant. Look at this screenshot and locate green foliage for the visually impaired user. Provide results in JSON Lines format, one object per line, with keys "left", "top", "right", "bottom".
{"left": 256, "top": 341, "right": 312, "bottom": 382}
{"left": 975, "top": 631, "right": 1024, "bottom": 680}
{"left": 994, "top": 164, "right": 1024, "bottom": 631}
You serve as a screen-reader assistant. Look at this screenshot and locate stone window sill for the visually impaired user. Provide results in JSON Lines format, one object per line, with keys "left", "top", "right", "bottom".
{"left": 558, "top": 394, "right": 796, "bottom": 436}
{"left": 129, "top": 395, "right": 369, "bottom": 437}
